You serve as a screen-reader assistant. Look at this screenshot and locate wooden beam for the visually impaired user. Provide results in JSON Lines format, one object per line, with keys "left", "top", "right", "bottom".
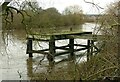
{"left": 74, "top": 44, "right": 87, "bottom": 47}
{"left": 26, "top": 38, "right": 33, "bottom": 57}
{"left": 70, "top": 35, "right": 113, "bottom": 41}
{"left": 69, "top": 38, "right": 74, "bottom": 59}
{"left": 55, "top": 45, "right": 69, "bottom": 50}
{"left": 27, "top": 58, "right": 33, "bottom": 77}
{"left": 27, "top": 32, "right": 92, "bottom": 40}
{"left": 47, "top": 35, "right": 55, "bottom": 65}
{"left": 74, "top": 47, "right": 87, "bottom": 52}
{"left": 90, "top": 40, "right": 94, "bottom": 58}
{"left": 32, "top": 38, "right": 49, "bottom": 41}
{"left": 87, "top": 40, "right": 90, "bottom": 61}
{"left": 40, "top": 49, "right": 49, "bottom": 51}
{"left": 28, "top": 50, "right": 50, "bottom": 55}
{"left": 55, "top": 47, "right": 87, "bottom": 56}
{"left": 26, "top": 37, "right": 49, "bottom": 42}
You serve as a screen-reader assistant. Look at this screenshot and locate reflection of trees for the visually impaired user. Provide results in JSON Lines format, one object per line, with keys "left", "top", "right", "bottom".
{"left": 27, "top": 58, "right": 33, "bottom": 78}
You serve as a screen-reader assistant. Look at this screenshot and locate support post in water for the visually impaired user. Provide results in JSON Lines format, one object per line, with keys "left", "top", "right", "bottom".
{"left": 90, "top": 40, "right": 94, "bottom": 58}
{"left": 87, "top": 40, "right": 90, "bottom": 61}
{"left": 48, "top": 35, "right": 55, "bottom": 65}
{"left": 26, "top": 38, "right": 33, "bottom": 57}
{"left": 27, "top": 58, "right": 33, "bottom": 77}
{"left": 69, "top": 38, "right": 74, "bottom": 60}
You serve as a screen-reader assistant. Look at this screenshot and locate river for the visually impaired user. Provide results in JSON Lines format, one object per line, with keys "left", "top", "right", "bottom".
{"left": 0, "top": 23, "right": 99, "bottom": 80}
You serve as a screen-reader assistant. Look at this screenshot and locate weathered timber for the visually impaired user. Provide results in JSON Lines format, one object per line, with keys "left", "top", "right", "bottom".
{"left": 27, "top": 58, "right": 33, "bottom": 77}
{"left": 40, "top": 49, "right": 49, "bottom": 51}
{"left": 28, "top": 50, "right": 50, "bottom": 55}
{"left": 27, "top": 32, "right": 92, "bottom": 40}
{"left": 55, "top": 48, "right": 87, "bottom": 56}
{"left": 74, "top": 47, "right": 87, "bottom": 52}
{"left": 70, "top": 34, "right": 113, "bottom": 41}
{"left": 69, "top": 38, "right": 74, "bottom": 59}
{"left": 87, "top": 40, "right": 90, "bottom": 61}
{"left": 48, "top": 35, "right": 55, "bottom": 64}
{"left": 31, "top": 32, "right": 92, "bottom": 36}
{"left": 26, "top": 36, "right": 49, "bottom": 41}
{"left": 90, "top": 40, "right": 94, "bottom": 58}
{"left": 26, "top": 31, "right": 101, "bottom": 63}
{"left": 74, "top": 44, "right": 88, "bottom": 47}
{"left": 55, "top": 45, "right": 69, "bottom": 50}
{"left": 26, "top": 38, "right": 33, "bottom": 57}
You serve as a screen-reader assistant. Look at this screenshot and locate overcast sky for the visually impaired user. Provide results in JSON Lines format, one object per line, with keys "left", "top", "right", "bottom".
{"left": 0, "top": 0, "right": 117, "bottom": 14}
{"left": 36, "top": 0, "right": 116, "bottom": 14}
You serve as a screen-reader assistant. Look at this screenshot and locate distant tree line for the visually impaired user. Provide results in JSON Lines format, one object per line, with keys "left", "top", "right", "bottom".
{"left": 2, "top": 1, "right": 85, "bottom": 30}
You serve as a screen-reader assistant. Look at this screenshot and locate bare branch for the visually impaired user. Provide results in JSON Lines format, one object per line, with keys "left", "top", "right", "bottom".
{"left": 84, "top": 0, "right": 104, "bottom": 10}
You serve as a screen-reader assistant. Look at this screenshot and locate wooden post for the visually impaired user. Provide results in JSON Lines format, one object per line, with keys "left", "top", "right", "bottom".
{"left": 27, "top": 58, "right": 33, "bottom": 77}
{"left": 87, "top": 40, "right": 90, "bottom": 61}
{"left": 69, "top": 38, "right": 74, "bottom": 60}
{"left": 26, "top": 38, "right": 33, "bottom": 57}
{"left": 90, "top": 40, "right": 94, "bottom": 58}
{"left": 48, "top": 35, "right": 55, "bottom": 65}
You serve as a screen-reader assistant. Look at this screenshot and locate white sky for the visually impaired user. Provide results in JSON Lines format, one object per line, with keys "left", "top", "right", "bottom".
{"left": 36, "top": 0, "right": 116, "bottom": 14}
{"left": 0, "top": 0, "right": 117, "bottom": 14}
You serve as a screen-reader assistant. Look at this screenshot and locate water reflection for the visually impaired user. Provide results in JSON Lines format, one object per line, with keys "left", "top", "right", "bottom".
{"left": 27, "top": 58, "right": 33, "bottom": 78}
{"left": 1, "top": 23, "right": 99, "bottom": 80}
{"left": 26, "top": 57, "right": 80, "bottom": 80}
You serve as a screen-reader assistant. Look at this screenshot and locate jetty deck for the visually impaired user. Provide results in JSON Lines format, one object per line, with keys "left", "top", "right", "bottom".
{"left": 26, "top": 31, "right": 113, "bottom": 64}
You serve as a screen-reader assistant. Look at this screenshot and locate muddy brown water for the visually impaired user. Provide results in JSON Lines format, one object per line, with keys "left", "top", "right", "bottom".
{"left": 0, "top": 23, "right": 99, "bottom": 80}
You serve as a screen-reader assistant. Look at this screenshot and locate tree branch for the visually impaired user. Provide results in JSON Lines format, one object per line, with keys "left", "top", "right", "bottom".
{"left": 0, "top": 0, "right": 11, "bottom": 12}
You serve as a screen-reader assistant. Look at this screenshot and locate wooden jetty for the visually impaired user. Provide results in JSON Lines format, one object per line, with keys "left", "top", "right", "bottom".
{"left": 26, "top": 31, "right": 111, "bottom": 64}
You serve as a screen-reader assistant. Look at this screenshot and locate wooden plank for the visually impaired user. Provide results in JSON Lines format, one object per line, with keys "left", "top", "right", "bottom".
{"left": 55, "top": 48, "right": 87, "bottom": 56}
{"left": 26, "top": 35, "right": 50, "bottom": 41}
{"left": 40, "top": 49, "right": 49, "bottom": 51}
{"left": 74, "top": 47, "right": 87, "bottom": 52}
{"left": 74, "top": 44, "right": 87, "bottom": 47}
{"left": 30, "top": 32, "right": 92, "bottom": 36}
{"left": 28, "top": 50, "right": 50, "bottom": 55}
{"left": 27, "top": 32, "right": 92, "bottom": 40}
{"left": 70, "top": 35, "right": 113, "bottom": 41}
{"left": 55, "top": 45, "right": 69, "bottom": 50}
{"left": 27, "top": 34, "right": 113, "bottom": 41}
{"left": 32, "top": 38, "right": 49, "bottom": 41}
{"left": 54, "top": 35, "right": 69, "bottom": 40}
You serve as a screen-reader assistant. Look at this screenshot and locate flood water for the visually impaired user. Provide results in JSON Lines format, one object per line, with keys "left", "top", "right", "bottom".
{"left": 0, "top": 23, "right": 99, "bottom": 80}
